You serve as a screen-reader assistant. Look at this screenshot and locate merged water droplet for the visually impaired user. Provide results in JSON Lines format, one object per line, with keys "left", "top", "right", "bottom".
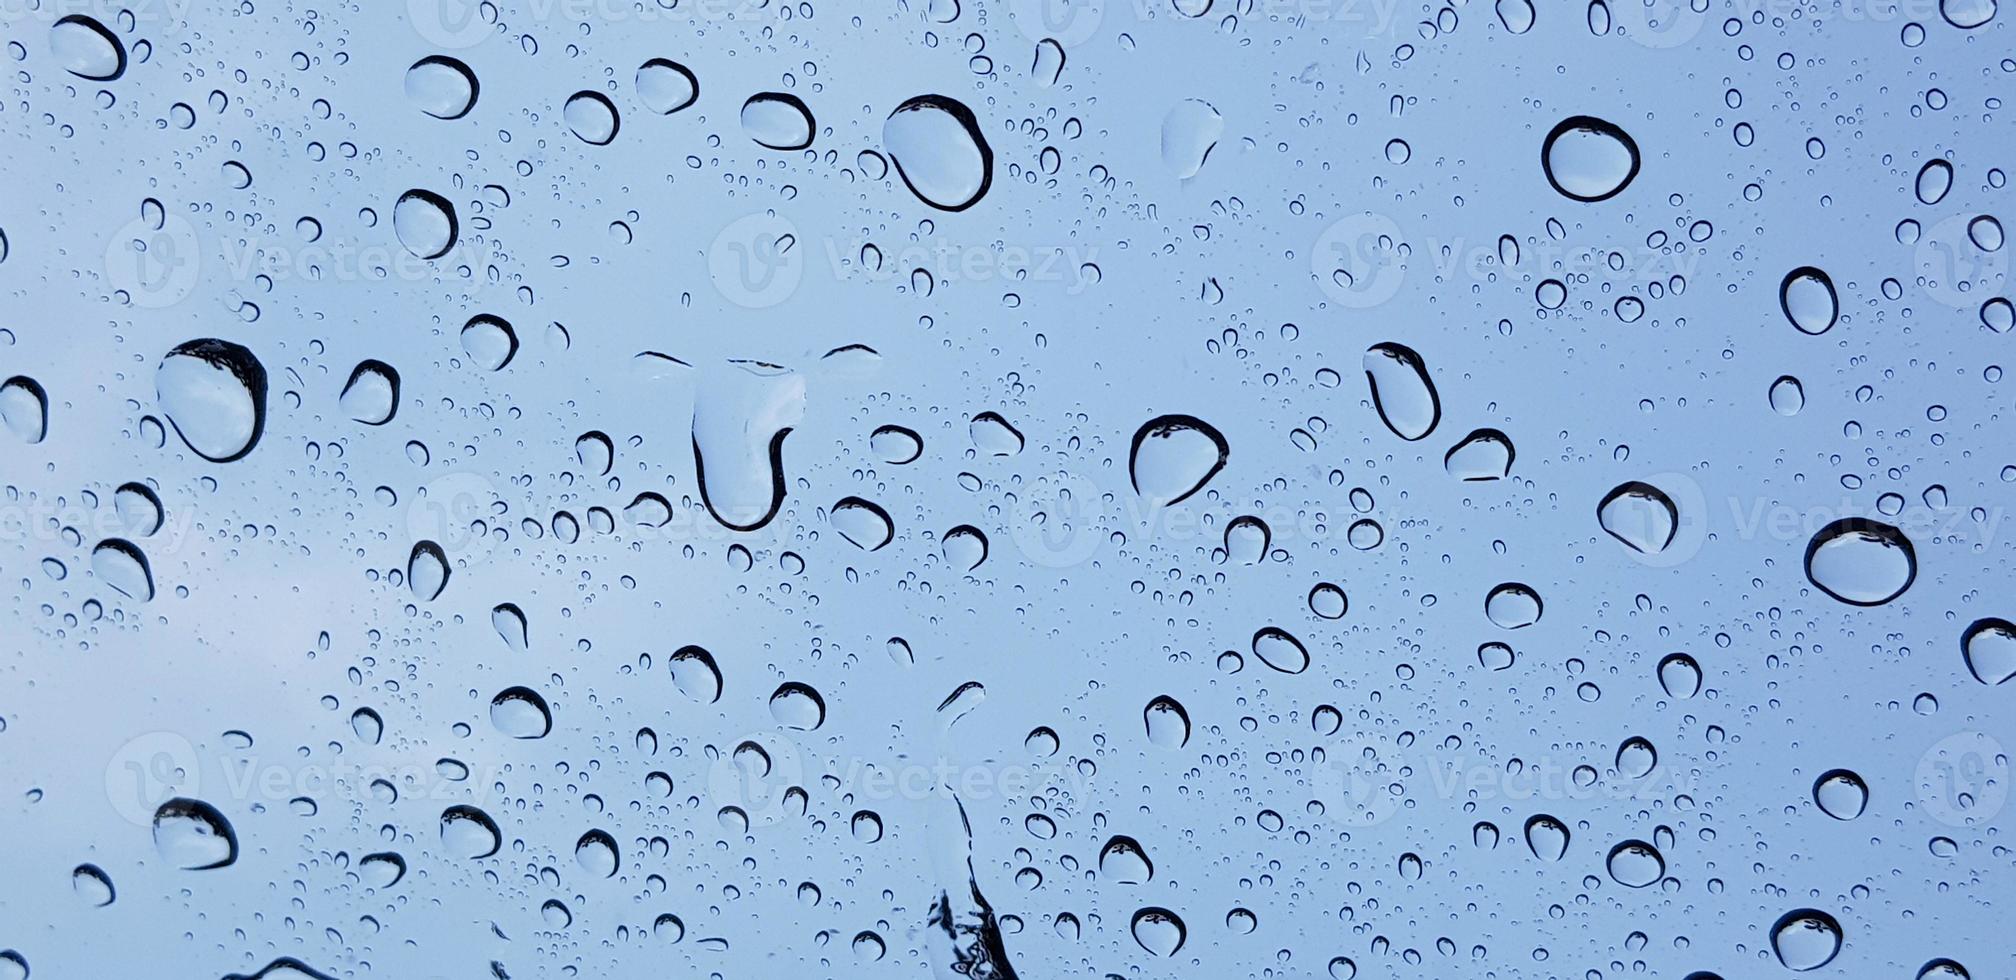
{"left": 741, "top": 92, "right": 815, "bottom": 150}
{"left": 883, "top": 95, "right": 993, "bottom": 212}
{"left": 1363, "top": 342, "right": 1441, "bottom": 441}
{"left": 1804, "top": 518, "right": 1916, "bottom": 606}
{"left": 1129, "top": 414, "right": 1229, "bottom": 505}
{"left": 156, "top": 339, "right": 267, "bottom": 462}
{"left": 1541, "top": 116, "right": 1640, "bottom": 202}
{"left": 693, "top": 361, "right": 805, "bottom": 532}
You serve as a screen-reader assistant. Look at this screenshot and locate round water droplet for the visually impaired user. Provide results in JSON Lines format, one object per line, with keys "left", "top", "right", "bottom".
{"left": 489, "top": 686, "right": 551, "bottom": 738}
{"left": 1144, "top": 695, "right": 1191, "bottom": 748}
{"left": 1542, "top": 116, "right": 1640, "bottom": 202}
{"left": 1496, "top": 0, "right": 1536, "bottom": 32}
{"left": 1769, "top": 375, "right": 1805, "bottom": 415}
{"left": 339, "top": 360, "right": 399, "bottom": 425}
{"left": 1780, "top": 267, "right": 1839, "bottom": 335}
{"left": 870, "top": 424, "right": 923, "bottom": 464}
{"left": 157, "top": 339, "right": 267, "bottom": 463}
{"left": 670, "top": 645, "right": 723, "bottom": 703}
{"left": 153, "top": 798, "right": 238, "bottom": 870}
{"left": 1770, "top": 910, "right": 1844, "bottom": 971}
{"left": 1960, "top": 618, "right": 2016, "bottom": 685}
{"left": 1308, "top": 583, "right": 1348, "bottom": 619}
{"left": 51, "top": 15, "right": 126, "bottom": 81}
{"left": 1939, "top": 0, "right": 1996, "bottom": 28}
{"left": 883, "top": 95, "right": 994, "bottom": 212}
{"left": 636, "top": 59, "right": 698, "bottom": 114}
{"left": 769, "top": 682, "right": 826, "bottom": 730}
{"left": 404, "top": 56, "right": 478, "bottom": 119}
{"left": 1598, "top": 481, "right": 1679, "bottom": 554}
{"left": 1969, "top": 215, "right": 2004, "bottom": 251}
{"left": 1129, "top": 414, "right": 1229, "bottom": 505}
{"left": 460, "top": 314, "right": 518, "bottom": 371}
{"left": 1099, "top": 835, "right": 1154, "bottom": 883}
{"left": 392, "top": 189, "right": 458, "bottom": 260}
{"left": 1525, "top": 814, "right": 1570, "bottom": 860}
{"left": 1804, "top": 518, "right": 1916, "bottom": 606}
{"left": 564, "top": 91, "right": 620, "bottom": 145}
{"left": 440, "top": 805, "right": 501, "bottom": 859}
{"left": 575, "top": 829, "right": 619, "bottom": 877}
{"left": 1363, "top": 342, "right": 1441, "bottom": 441}
{"left": 1606, "top": 840, "right": 1664, "bottom": 887}
{"left": 741, "top": 92, "right": 815, "bottom": 150}
{"left": 1918, "top": 959, "right": 1971, "bottom": 980}
{"left": 358, "top": 851, "right": 406, "bottom": 888}
{"left": 1615, "top": 737, "right": 1657, "bottom": 778}
{"left": 943, "top": 524, "right": 988, "bottom": 570}
{"left": 1130, "top": 907, "right": 1186, "bottom": 957}
{"left": 1813, "top": 769, "right": 1868, "bottom": 819}
{"left": 1485, "top": 583, "right": 1543, "bottom": 629}
{"left": 1658, "top": 653, "right": 1701, "bottom": 698}
{"left": 1224, "top": 515, "right": 1271, "bottom": 564}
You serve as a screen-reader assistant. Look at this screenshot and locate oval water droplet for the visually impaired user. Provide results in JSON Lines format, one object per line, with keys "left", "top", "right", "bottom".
{"left": 1658, "top": 653, "right": 1701, "bottom": 698}
{"left": 358, "top": 851, "right": 406, "bottom": 888}
{"left": 1605, "top": 840, "right": 1664, "bottom": 887}
{"left": 1251, "top": 626, "right": 1310, "bottom": 674}
{"left": 1144, "top": 695, "right": 1191, "bottom": 748}
{"left": 564, "top": 90, "right": 620, "bottom": 145}
{"left": 670, "top": 645, "right": 723, "bottom": 703}
{"left": 1131, "top": 907, "right": 1186, "bottom": 957}
{"left": 1363, "top": 342, "right": 1440, "bottom": 441}
{"left": 1916, "top": 159, "right": 1954, "bottom": 205}
{"left": 1780, "top": 267, "right": 1839, "bottom": 335}
{"left": 1485, "top": 583, "right": 1543, "bottom": 629}
{"left": 1541, "top": 116, "right": 1640, "bottom": 202}
{"left": 575, "top": 829, "right": 619, "bottom": 877}
{"left": 1960, "top": 618, "right": 2016, "bottom": 685}
{"left": 769, "top": 682, "right": 827, "bottom": 730}
{"left": 71, "top": 863, "right": 115, "bottom": 906}
{"left": 1524, "top": 814, "right": 1570, "bottom": 860}
{"left": 460, "top": 314, "right": 518, "bottom": 371}
{"left": 91, "top": 539, "right": 152, "bottom": 601}
{"left": 1129, "top": 414, "right": 1229, "bottom": 505}
{"left": 0, "top": 377, "right": 48, "bottom": 444}
{"left": 157, "top": 339, "right": 267, "bottom": 462}
{"left": 870, "top": 424, "right": 923, "bottom": 464}
{"left": 943, "top": 524, "right": 989, "bottom": 570}
{"left": 1769, "top": 375, "right": 1805, "bottom": 415}
{"left": 1813, "top": 769, "right": 1868, "bottom": 819}
{"left": 832, "top": 496, "right": 895, "bottom": 551}
{"left": 1615, "top": 737, "right": 1657, "bottom": 778}
{"left": 1099, "top": 835, "right": 1154, "bottom": 883}
{"left": 1939, "top": 0, "right": 1996, "bottom": 28}
{"left": 1496, "top": 0, "right": 1536, "bottom": 31}
{"left": 741, "top": 92, "right": 815, "bottom": 150}
{"left": 883, "top": 95, "right": 994, "bottom": 212}
{"left": 407, "top": 540, "right": 449, "bottom": 601}
{"left": 51, "top": 15, "right": 126, "bottom": 81}
{"left": 1444, "top": 428, "right": 1514, "bottom": 480}
{"left": 1804, "top": 518, "right": 1916, "bottom": 606}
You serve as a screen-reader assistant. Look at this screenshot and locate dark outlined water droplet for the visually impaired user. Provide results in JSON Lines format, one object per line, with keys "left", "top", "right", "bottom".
{"left": 358, "top": 851, "right": 406, "bottom": 887}
{"left": 1780, "top": 267, "right": 1839, "bottom": 335}
{"left": 870, "top": 424, "right": 923, "bottom": 464}
{"left": 884, "top": 95, "right": 994, "bottom": 212}
{"left": 1144, "top": 695, "right": 1190, "bottom": 748}
{"left": 1813, "top": 769, "right": 1868, "bottom": 819}
{"left": 969, "top": 412, "right": 1024, "bottom": 456}
{"left": 1770, "top": 375, "right": 1806, "bottom": 415}
{"left": 1444, "top": 428, "right": 1514, "bottom": 480}
{"left": 1960, "top": 618, "right": 2016, "bottom": 685}
{"left": 1251, "top": 626, "right": 1310, "bottom": 674}
{"left": 1484, "top": 583, "right": 1543, "bottom": 629}
{"left": 670, "top": 645, "right": 723, "bottom": 703}
{"left": 157, "top": 339, "right": 266, "bottom": 462}
{"left": 1804, "top": 518, "right": 1916, "bottom": 606}
{"left": 943, "top": 524, "right": 988, "bottom": 570}
{"left": 1916, "top": 158, "right": 1954, "bottom": 204}
{"left": 339, "top": 360, "right": 399, "bottom": 425}
{"left": 1524, "top": 814, "right": 1570, "bottom": 860}
{"left": 832, "top": 496, "right": 895, "bottom": 551}
{"left": 51, "top": 15, "right": 125, "bottom": 81}
{"left": 90, "top": 539, "right": 151, "bottom": 600}
{"left": 693, "top": 361, "right": 804, "bottom": 532}
{"left": 440, "top": 804, "right": 501, "bottom": 859}
{"left": 153, "top": 798, "right": 238, "bottom": 870}
{"left": 1363, "top": 343, "right": 1440, "bottom": 441}
{"left": 71, "top": 863, "right": 114, "bottom": 906}
{"left": 1606, "top": 840, "right": 1664, "bottom": 887}
{"left": 575, "top": 829, "right": 620, "bottom": 877}
{"left": 1598, "top": 481, "right": 1679, "bottom": 554}
{"left": 564, "top": 90, "right": 620, "bottom": 145}
{"left": 392, "top": 189, "right": 458, "bottom": 260}
{"left": 1129, "top": 415, "right": 1228, "bottom": 504}
{"left": 1770, "top": 909, "right": 1844, "bottom": 971}
{"left": 741, "top": 92, "right": 815, "bottom": 150}
{"left": 0, "top": 376, "right": 48, "bottom": 444}
{"left": 636, "top": 59, "right": 698, "bottom": 114}
{"left": 407, "top": 540, "right": 449, "bottom": 601}
{"left": 1099, "top": 835, "right": 1154, "bottom": 883}
{"left": 1658, "top": 653, "right": 1701, "bottom": 698}
{"left": 490, "top": 686, "right": 551, "bottom": 738}
{"left": 1130, "top": 907, "right": 1186, "bottom": 956}
{"left": 404, "top": 55, "right": 478, "bottom": 119}
{"left": 1541, "top": 116, "right": 1640, "bottom": 202}
{"left": 769, "top": 682, "right": 827, "bottom": 730}
{"left": 460, "top": 314, "right": 518, "bottom": 371}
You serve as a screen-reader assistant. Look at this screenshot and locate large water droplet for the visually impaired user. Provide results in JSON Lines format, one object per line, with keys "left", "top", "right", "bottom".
{"left": 392, "top": 189, "right": 458, "bottom": 260}
{"left": 831, "top": 497, "right": 895, "bottom": 550}
{"left": 71, "top": 863, "right": 115, "bottom": 906}
{"left": 884, "top": 95, "right": 993, "bottom": 212}
{"left": 1916, "top": 158, "right": 1954, "bottom": 205}
{"left": 1770, "top": 910, "right": 1844, "bottom": 971}
{"left": 440, "top": 805, "right": 501, "bottom": 859}
{"left": 1804, "top": 518, "right": 1916, "bottom": 606}
{"left": 1251, "top": 626, "right": 1310, "bottom": 674}
{"left": 1485, "top": 583, "right": 1543, "bottom": 629}
{"left": 1780, "top": 267, "right": 1839, "bottom": 335}
{"left": 1130, "top": 907, "right": 1186, "bottom": 956}
{"left": 670, "top": 645, "right": 723, "bottom": 703}
{"left": 153, "top": 798, "right": 238, "bottom": 870}
{"left": 1939, "top": 0, "right": 1996, "bottom": 28}
{"left": 157, "top": 339, "right": 267, "bottom": 462}
{"left": 564, "top": 90, "right": 620, "bottom": 145}
{"left": 575, "top": 829, "right": 619, "bottom": 877}
{"left": 1769, "top": 375, "right": 1806, "bottom": 415}
{"left": 339, "top": 360, "right": 399, "bottom": 425}
{"left": 1144, "top": 695, "right": 1191, "bottom": 748}
{"left": 0, "top": 376, "right": 48, "bottom": 444}
{"left": 1363, "top": 342, "right": 1440, "bottom": 441}
{"left": 1960, "top": 618, "right": 2016, "bottom": 685}
{"left": 1598, "top": 481, "right": 1679, "bottom": 554}
{"left": 1444, "top": 428, "right": 1514, "bottom": 480}
{"left": 407, "top": 540, "right": 449, "bottom": 601}
{"left": 1813, "top": 769, "right": 1868, "bottom": 819}
{"left": 741, "top": 92, "right": 815, "bottom": 150}
{"left": 1658, "top": 653, "right": 1701, "bottom": 699}
{"left": 1495, "top": 0, "right": 1536, "bottom": 32}
{"left": 460, "top": 314, "right": 518, "bottom": 371}
{"left": 404, "top": 55, "right": 478, "bottom": 119}
{"left": 51, "top": 15, "right": 126, "bottom": 81}
{"left": 694, "top": 361, "right": 805, "bottom": 532}
{"left": 769, "top": 682, "right": 827, "bottom": 730}
{"left": 1099, "top": 835, "right": 1154, "bottom": 883}
{"left": 1605, "top": 839, "right": 1664, "bottom": 887}
{"left": 1541, "top": 116, "right": 1640, "bottom": 202}
{"left": 490, "top": 686, "right": 551, "bottom": 738}
{"left": 1524, "top": 814, "right": 1570, "bottom": 860}
{"left": 91, "top": 539, "right": 152, "bottom": 601}
{"left": 1129, "top": 414, "right": 1229, "bottom": 505}
{"left": 636, "top": 59, "right": 698, "bottom": 114}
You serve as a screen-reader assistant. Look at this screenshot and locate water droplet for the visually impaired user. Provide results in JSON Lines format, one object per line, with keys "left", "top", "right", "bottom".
{"left": 0, "top": 376, "right": 47, "bottom": 444}
{"left": 1598, "top": 481, "right": 1679, "bottom": 554}
{"left": 693, "top": 361, "right": 804, "bottom": 532}
{"left": 157, "top": 339, "right": 267, "bottom": 462}
{"left": 1658, "top": 653, "right": 1701, "bottom": 698}
{"left": 1099, "top": 835, "right": 1154, "bottom": 882}
{"left": 884, "top": 95, "right": 993, "bottom": 212}
{"left": 153, "top": 798, "right": 238, "bottom": 870}
{"left": 1780, "top": 267, "right": 1839, "bottom": 335}
{"left": 1615, "top": 737, "right": 1657, "bottom": 778}
{"left": 339, "top": 360, "right": 399, "bottom": 425}
{"left": 670, "top": 645, "right": 723, "bottom": 703}
{"left": 1541, "top": 116, "right": 1640, "bottom": 202}
{"left": 564, "top": 90, "right": 620, "bottom": 145}
{"left": 404, "top": 56, "right": 478, "bottom": 119}
{"left": 1485, "top": 583, "right": 1543, "bottom": 629}
{"left": 1606, "top": 840, "right": 1664, "bottom": 887}
{"left": 407, "top": 540, "right": 449, "bottom": 601}
{"left": 1444, "top": 428, "right": 1514, "bottom": 480}
{"left": 832, "top": 496, "right": 895, "bottom": 550}
{"left": 489, "top": 686, "right": 550, "bottom": 738}
{"left": 575, "top": 829, "right": 619, "bottom": 877}
{"left": 1130, "top": 907, "right": 1186, "bottom": 956}
{"left": 1770, "top": 910, "right": 1844, "bottom": 971}
{"left": 1960, "top": 618, "right": 2016, "bottom": 685}
{"left": 1161, "top": 99, "right": 1223, "bottom": 178}
{"left": 1252, "top": 626, "right": 1311, "bottom": 674}
{"left": 358, "top": 851, "right": 405, "bottom": 888}
{"left": 769, "top": 682, "right": 827, "bottom": 730}
{"left": 943, "top": 524, "right": 988, "bottom": 570}
{"left": 392, "top": 189, "right": 458, "bottom": 260}
{"left": 870, "top": 424, "right": 923, "bottom": 464}
{"left": 1308, "top": 583, "right": 1348, "bottom": 619}
{"left": 1939, "top": 0, "right": 1996, "bottom": 28}
{"left": 1769, "top": 375, "right": 1806, "bottom": 415}
{"left": 460, "top": 314, "right": 518, "bottom": 371}
{"left": 71, "top": 864, "right": 114, "bottom": 906}
{"left": 51, "top": 15, "right": 125, "bottom": 81}
{"left": 440, "top": 805, "right": 501, "bottom": 859}
{"left": 636, "top": 59, "right": 698, "bottom": 114}
{"left": 1495, "top": 0, "right": 1536, "bottom": 33}
{"left": 1363, "top": 342, "right": 1441, "bottom": 441}
{"left": 1916, "top": 159, "right": 1954, "bottom": 205}
{"left": 1525, "top": 814, "right": 1570, "bottom": 860}
{"left": 1144, "top": 695, "right": 1191, "bottom": 748}
{"left": 1813, "top": 769, "right": 1868, "bottom": 819}
{"left": 1804, "top": 518, "right": 1916, "bottom": 606}
{"left": 741, "top": 92, "right": 815, "bottom": 150}
{"left": 1129, "top": 414, "right": 1229, "bottom": 505}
